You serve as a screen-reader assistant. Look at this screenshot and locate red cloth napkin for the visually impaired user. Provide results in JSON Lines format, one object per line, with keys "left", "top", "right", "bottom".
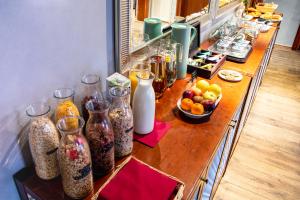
{"left": 97, "top": 158, "right": 178, "bottom": 200}
{"left": 133, "top": 120, "right": 171, "bottom": 148}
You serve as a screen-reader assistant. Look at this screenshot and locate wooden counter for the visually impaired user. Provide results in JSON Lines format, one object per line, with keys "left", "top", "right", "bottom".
{"left": 14, "top": 26, "right": 279, "bottom": 200}
{"left": 132, "top": 74, "right": 251, "bottom": 199}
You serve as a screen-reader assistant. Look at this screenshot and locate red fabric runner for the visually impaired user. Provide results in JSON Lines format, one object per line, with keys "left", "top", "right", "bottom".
{"left": 97, "top": 158, "right": 178, "bottom": 200}
{"left": 133, "top": 120, "right": 171, "bottom": 148}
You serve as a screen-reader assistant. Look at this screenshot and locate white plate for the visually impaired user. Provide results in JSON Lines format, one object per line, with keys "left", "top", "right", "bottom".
{"left": 243, "top": 15, "right": 254, "bottom": 21}
{"left": 260, "top": 25, "right": 271, "bottom": 33}
{"left": 218, "top": 69, "right": 243, "bottom": 82}
{"left": 177, "top": 95, "right": 222, "bottom": 119}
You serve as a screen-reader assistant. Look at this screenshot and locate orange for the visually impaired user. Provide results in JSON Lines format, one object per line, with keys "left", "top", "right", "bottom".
{"left": 181, "top": 98, "right": 194, "bottom": 111}
{"left": 191, "top": 103, "right": 205, "bottom": 115}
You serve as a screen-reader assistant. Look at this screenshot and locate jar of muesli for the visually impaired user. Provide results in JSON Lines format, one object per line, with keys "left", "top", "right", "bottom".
{"left": 109, "top": 86, "right": 133, "bottom": 158}
{"left": 26, "top": 103, "right": 60, "bottom": 180}
{"left": 56, "top": 116, "right": 93, "bottom": 199}
{"left": 80, "top": 74, "right": 103, "bottom": 126}
{"left": 85, "top": 99, "right": 115, "bottom": 177}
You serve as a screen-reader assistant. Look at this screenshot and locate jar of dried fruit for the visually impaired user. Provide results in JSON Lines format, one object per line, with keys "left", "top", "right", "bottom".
{"left": 54, "top": 88, "right": 80, "bottom": 128}
{"left": 26, "top": 103, "right": 60, "bottom": 180}
{"left": 80, "top": 74, "right": 103, "bottom": 124}
{"left": 85, "top": 99, "right": 115, "bottom": 177}
{"left": 56, "top": 116, "right": 93, "bottom": 199}
{"left": 108, "top": 86, "right": 133, "bottom": 158}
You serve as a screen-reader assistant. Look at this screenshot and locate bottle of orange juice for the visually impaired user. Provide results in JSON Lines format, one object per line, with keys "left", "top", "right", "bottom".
{"left": 129, "top": 61, "right": 151, "bottom": 103}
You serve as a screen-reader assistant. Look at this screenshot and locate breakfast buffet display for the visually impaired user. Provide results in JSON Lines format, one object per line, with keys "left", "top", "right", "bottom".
{"left": 14, "top": 2, "right": 283, "bottom": 199}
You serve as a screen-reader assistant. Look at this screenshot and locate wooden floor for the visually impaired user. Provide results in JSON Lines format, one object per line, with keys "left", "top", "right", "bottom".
{"left": 214, "top": 45, "right": 300, "bottom": 200}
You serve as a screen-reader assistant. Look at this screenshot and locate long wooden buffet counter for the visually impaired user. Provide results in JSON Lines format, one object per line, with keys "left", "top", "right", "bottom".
{"left": 14, "top": 25, "right": 279, "bottom": 200}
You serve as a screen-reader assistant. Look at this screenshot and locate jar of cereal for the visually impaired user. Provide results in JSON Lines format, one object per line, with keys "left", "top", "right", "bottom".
{"left": 56, "top": 116, "right": 93, "bottom": 199}
{"left": 85, "top": 99, "right": 115, "bottom": 177}
{"left": 109, "top": 86, "right": 133, "bottom": 158}
{"left": 26, "top": 103, "right": 60, "bottom": 180}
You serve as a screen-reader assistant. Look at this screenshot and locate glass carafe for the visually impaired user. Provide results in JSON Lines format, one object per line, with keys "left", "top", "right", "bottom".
{"left": 85, "top": 99, "right": 115, "bottom": 176}
{"left": 132, "top": 72, "right": 155, "bottom": 134}
{"left": 54, "top": 88, "right": 80, "bottom": 126}
{"left": 56, "top": 116, "right": 93, "bottom": 199}
{"left": 26, "top": 103, "right": 60, "bottom": 180}
{"left": 108, "top": 86, "right": 133, "bottom": 158}
{"left": 80, "top": 74, "right": 103, "bottom": 124}
{"left": 151, "top": 54, "right": 167, "bottom": 99}
{"left": 162, "top": 42, "right": 183, "bottom": 88}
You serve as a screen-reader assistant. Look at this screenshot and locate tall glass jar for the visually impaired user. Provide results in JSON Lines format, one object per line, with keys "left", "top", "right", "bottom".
{"left": 54, "top": 88, "right": 80, "bottom": 127}
{"left": 80, "top": 74, "right": 103, "bottom": 124}
{"left": 85, "top": 99, "right": 115, "bottom": 177}
{"left": 26, "top": 103, "right": 60, "bottom": 180}
{"left": 108, "top": 86, "right": 133, "bottom": 158}
{"left": 56, "top": 116, "right": 93, "bottom": 199}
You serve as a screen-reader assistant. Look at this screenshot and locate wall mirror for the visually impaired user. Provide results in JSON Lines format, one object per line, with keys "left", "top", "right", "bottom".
{"left": 129, "top": 0, "right": 211, "bottom": 53}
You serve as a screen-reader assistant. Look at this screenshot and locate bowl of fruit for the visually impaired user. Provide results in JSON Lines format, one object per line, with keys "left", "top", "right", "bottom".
{"left": 177, "top": 80, "right": 222, "bottom": 119}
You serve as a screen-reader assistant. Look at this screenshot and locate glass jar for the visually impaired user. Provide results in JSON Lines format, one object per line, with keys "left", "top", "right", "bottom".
{"left": 54, "top": 88, "right": 80, "bottom": 127}
{"left": 26, "top": 103, "right": 60, "bottom": 180}
{"left": 161, "top": 42, "right": 183, "bottom": 88}
{"left": 85, "top": 99, "right": 115, "bottom": 176}
{"left": 56, "top": 116, "right": 93, "bottom": 199}
{"left": 108, "top": 86, "right": 133, "bottom": 158}
{"left": 80, "top": 74, "right": 103, "bottom": 124}
{"left": 151, "top": 54, "right": 167, "bottom": 99}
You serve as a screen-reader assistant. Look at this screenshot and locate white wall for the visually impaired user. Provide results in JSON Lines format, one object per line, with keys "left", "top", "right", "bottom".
{"left": 266, "top": 0, "right": 300, "bottom": 46}
{"left": 0, "top": 0, "right": 114, "bottom": 199}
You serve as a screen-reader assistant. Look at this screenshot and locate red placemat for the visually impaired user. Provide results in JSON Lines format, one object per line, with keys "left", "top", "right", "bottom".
{"left": 133, "top": 120, "right": 171, "bottom": 148}
{"left": 97, "top": 158, "right": 179, "bottom": 200}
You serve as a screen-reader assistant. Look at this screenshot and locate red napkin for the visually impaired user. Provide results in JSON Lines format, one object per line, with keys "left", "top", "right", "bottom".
{"left": 97, "top": 158, "right": 178, "bottom": 200}
{"left": 133, "top": 120, "right": 171, "bottom": 148}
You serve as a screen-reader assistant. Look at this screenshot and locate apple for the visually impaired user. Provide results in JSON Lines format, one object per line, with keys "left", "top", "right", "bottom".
{"left": 193, "top": 96, "right": 204, "bottom": 103}
{"left": 202, "top": 99, "right": 216, "bottom": 112}
{"left": 191, "top": 86, "right": 202, "bottom": 96}
{"left": 203, "top": 91, "right": 217, "bottom": 101}
{"left": 182, "top": 90, "right": 194, "bottom": 99}
{"left": 196, "top": 80, "right": 210, "bottom": 92}
{"left": 208, "top": 84, "right": 222, "bottom": 97}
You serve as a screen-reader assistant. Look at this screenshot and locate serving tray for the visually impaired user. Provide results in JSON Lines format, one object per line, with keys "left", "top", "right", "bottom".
{"left": 187, "top": 50, "right": 226, "bottom": 79}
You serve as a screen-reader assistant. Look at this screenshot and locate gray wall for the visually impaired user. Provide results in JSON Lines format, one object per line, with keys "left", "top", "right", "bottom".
{"left": 0, "top": 0, "right": 114, "bottom": 199}
{"left": 266, "top": 0, "right": 300, "bottom": 47}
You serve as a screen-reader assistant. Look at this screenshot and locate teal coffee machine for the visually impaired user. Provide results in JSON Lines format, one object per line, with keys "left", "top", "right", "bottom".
{"left": 171, "top": 23, "right": 197, "bottom": 79}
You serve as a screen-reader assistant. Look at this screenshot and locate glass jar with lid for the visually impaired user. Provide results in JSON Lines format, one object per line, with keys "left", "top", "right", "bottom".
{"left": 109, "top": 86, "right": 133, "bottom": 158}
{"left": 56, "top": 116, "right": 93, "bottom": 199}
{"left": 54, "top": 88, "right": 80, "bottom": 126}
{"left": 26, "top": 103, "right": 60, "bottom": 180}
{"left": 85, "top": 99, "right": 115, "bottom": 177}
{"left": 80, "top": 74, "right": 103, "bottom": 124}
